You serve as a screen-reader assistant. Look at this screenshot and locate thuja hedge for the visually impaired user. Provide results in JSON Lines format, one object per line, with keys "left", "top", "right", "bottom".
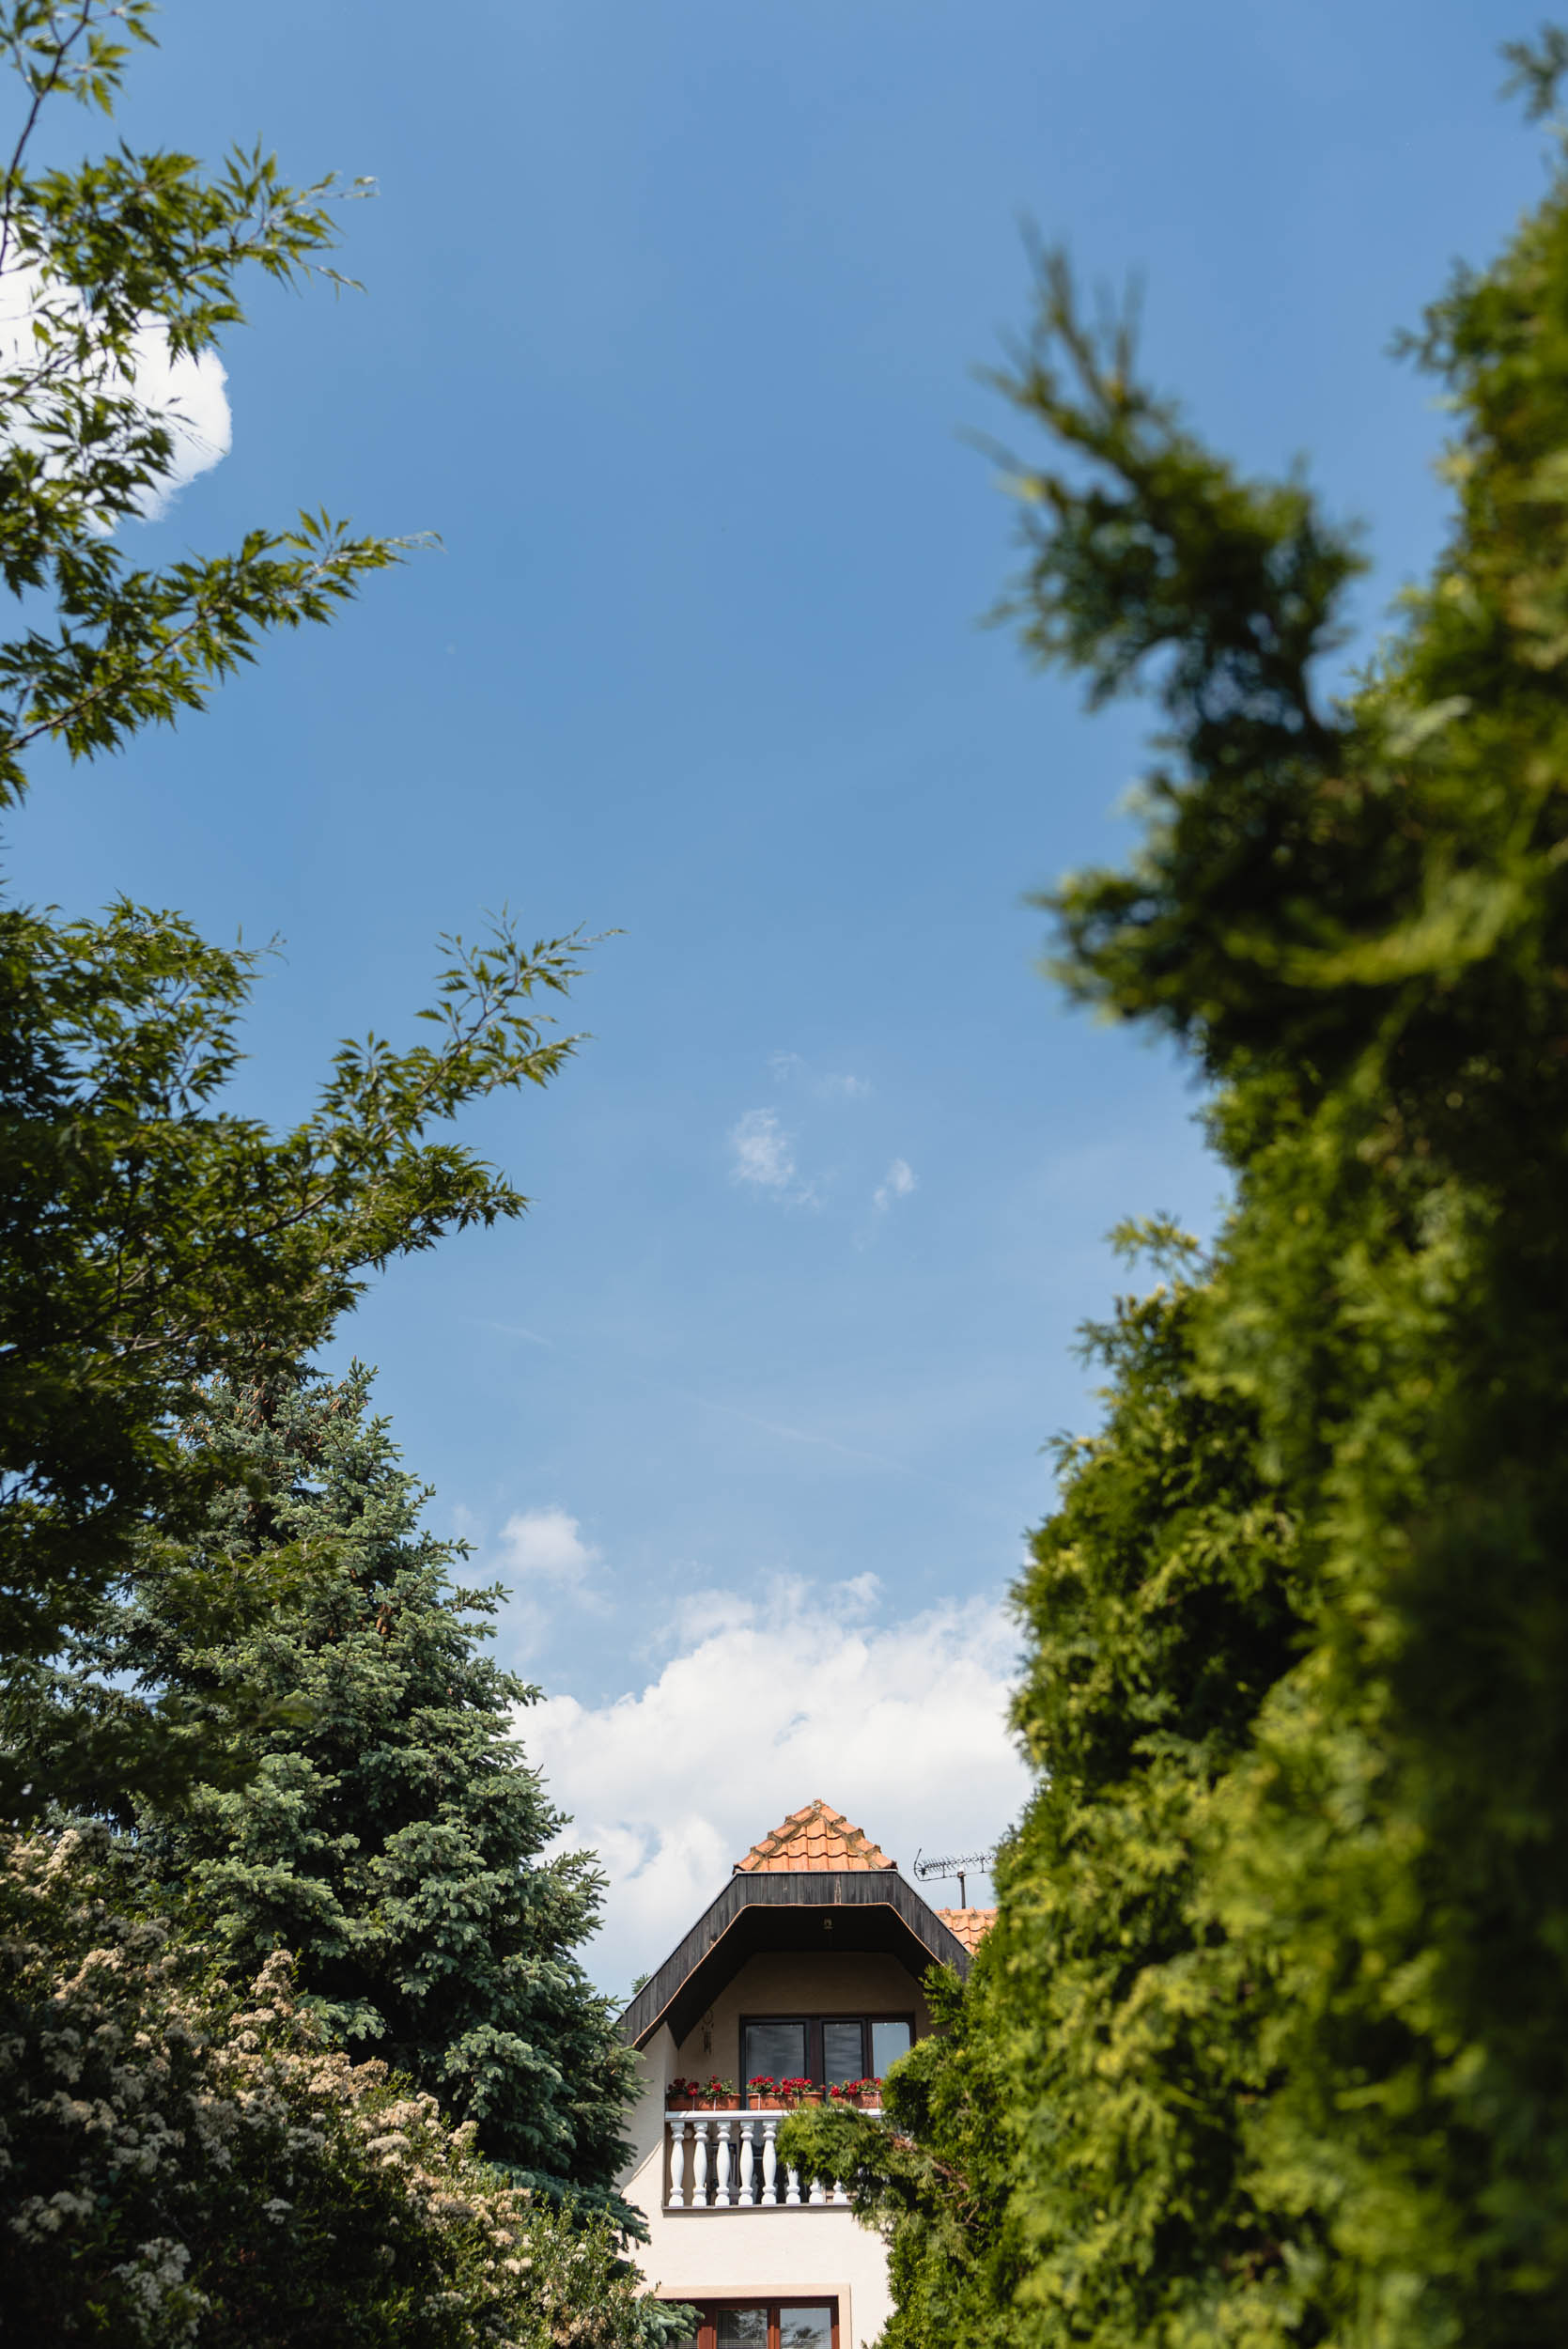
{"left": 787, "top": 32, "right": 1568, "bottom": 2349}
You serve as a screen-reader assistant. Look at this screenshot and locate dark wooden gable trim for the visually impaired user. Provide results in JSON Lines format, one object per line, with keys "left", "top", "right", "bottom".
{"left": 616, "top": 1869, "right": 972, "bottom": 2050}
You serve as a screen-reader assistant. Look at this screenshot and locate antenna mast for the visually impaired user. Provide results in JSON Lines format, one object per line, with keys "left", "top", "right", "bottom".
{"left": 912, "top": 1846, "right": 996, "bottom": 1909}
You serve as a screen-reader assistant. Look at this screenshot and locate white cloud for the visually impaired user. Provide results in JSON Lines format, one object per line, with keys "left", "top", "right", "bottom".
{"left": 497, "top": 1505, "right": 600, "bottom": 1584}
{"left": 768, "top": 1051, "right": 870, "bottom": 1102}
{"left": 728, "top": 1107, "right": 822, "bottom": 1206}
{"left": 874, "top": 1158, "right": 917, "bottom": 1211}
{"left": 730, "top": 1107, "right": 796, "bottom": 1190}
{"left": 523, "top": 1576, "right": 1030, "bottom": 1993}
{"left": 0, "top": 257, "right": 232, "bottom": 519}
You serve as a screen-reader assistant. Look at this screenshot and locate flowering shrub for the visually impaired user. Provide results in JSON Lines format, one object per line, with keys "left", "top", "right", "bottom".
{"left": 0, "top": 1828, "right": 675, "bottom": 2348}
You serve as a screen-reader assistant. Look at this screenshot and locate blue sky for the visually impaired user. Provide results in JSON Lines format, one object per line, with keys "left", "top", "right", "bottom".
{"left": 10, "top": 0, "right": 1542, "bottom": 1981}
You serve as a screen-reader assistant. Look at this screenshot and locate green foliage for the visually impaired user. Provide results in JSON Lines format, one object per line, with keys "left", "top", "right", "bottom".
{"left": 0, "top": 3, "right": 591, "bottom": 1818}
{"left": 846, "top": 31, "right": 1568, "bottom": 2349}
{"left": 121, "top": 1368, "right": 640, "bottom": 2221}
{"left": 0, "top": 897, "right": 586, "bottom": 1817}
{"left": 0, "top": 18, "right": 649, "bottom": 2338}
{"left": 778, "top": 1962, "right": 1017, "bottom": 2349}
{"left": 993, "top": 1250, "right": 1313, "bottom": 2349}
{"left": 998, "top": 42, "right": 1568, "bottom": 2332}
{"left": 0, "top": 2, "right": 403, "bottom": 798}
{"left": 783, "top": 1249, "right": 1300, "bottom": 2349}
{"left": 0, "top": 1824, "right": 664, "bottom": 2349}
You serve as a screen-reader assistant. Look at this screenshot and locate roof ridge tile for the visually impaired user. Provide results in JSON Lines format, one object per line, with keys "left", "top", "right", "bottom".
{"left": 733, "top": 1797, "right": 896, "bottom": 1875}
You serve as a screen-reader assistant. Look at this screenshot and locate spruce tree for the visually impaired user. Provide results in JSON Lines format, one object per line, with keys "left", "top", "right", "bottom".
{"left": 128, "top": 1366, "right": 637, "bottom": 2220}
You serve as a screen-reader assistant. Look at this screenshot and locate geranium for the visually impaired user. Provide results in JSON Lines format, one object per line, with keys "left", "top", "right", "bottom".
{"left": 746, "top": 2076, "right": 780, "bottom": 2099}
{"left": 779, "top": 2077, "right": 817, "bottom": 2102}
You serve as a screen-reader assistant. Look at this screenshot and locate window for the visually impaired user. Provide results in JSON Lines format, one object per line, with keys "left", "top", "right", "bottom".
{"left": 870, "top": 2018, "right": 911, "bottom": 2077}
{"left": 741, "top": 2015, "right": 914, "bottom": 2089}
{"left": 740, "top": 2019, "right": 807, "bottom": 2082}
{"left": 675, "top": 2304, "right": 838, "bottom": 2349}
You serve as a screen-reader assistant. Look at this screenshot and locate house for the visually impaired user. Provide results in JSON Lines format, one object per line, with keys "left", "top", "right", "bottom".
{"left": 614, "top": 1800, "right": 997, "bottom": 2349}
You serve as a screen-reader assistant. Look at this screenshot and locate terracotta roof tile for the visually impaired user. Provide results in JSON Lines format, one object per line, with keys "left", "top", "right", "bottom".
{"left": 936, "top": 1906, "right": 998, "bottom": 1952}
{"left": 734, "top": 1799, "right": 896, "bottom": 1875}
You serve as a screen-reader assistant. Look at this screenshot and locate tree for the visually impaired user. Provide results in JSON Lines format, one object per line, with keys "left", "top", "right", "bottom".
{"left": 0, "top": 1823, "right": 665, "bottom": 2349}
{"left": 796, "top": 28, "right": 1568, "bottom": 2347}
{"left": 0, "top": 3, "right": 587, "bottom": 1815}
{"left": 778, "top": 1958, "right": 1016, "bottom": 2349}
{"left": 123, "top": 1367, "right": 640, "bottom": 2223}
{"left": 782, "top": 1239, "right": 1301, "bottom": 2349}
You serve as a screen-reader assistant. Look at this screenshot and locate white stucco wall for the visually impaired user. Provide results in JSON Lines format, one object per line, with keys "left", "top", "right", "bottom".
{"left": 619, "top": 1952, "right": 926, "bottom": 2349}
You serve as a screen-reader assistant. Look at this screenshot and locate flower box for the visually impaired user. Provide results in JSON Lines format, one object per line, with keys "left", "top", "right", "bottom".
{"left": 829, "top": 2077, "right": 882, "bottom": 2108}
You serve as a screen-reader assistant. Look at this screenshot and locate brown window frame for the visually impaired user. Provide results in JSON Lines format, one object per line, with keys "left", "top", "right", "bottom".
{"left": 739, "top": 2013, "right": 916, "bottom": 2088}
{"left": 689, "top": 2298, "right": 840, "bottom": 2349}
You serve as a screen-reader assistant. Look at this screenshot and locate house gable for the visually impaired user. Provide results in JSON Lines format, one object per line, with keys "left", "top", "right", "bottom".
{"left": 615, "top": 1805, "right": 997, "bottom": 2349}
{"left": 616, "top": 1800, "right": 975, "bottom": 2051}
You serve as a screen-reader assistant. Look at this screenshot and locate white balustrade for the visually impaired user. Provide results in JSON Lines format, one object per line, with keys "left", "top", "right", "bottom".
{"left": 663, "top": 2108, "right": 872, "bottom": 2210}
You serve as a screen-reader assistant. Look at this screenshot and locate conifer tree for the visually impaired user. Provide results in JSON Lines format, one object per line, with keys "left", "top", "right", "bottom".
{"left": 783, "top": 1241, "right": 1297, "bottom": 2348}
{"left": 0, "top": 0, "right": 589, "bottom": 1819}
{"left": 791, "top": 28, "right": 1568, "bottom": 2347}
{"left": 126, "top": 1367, "right": 638, "bottom": 2221}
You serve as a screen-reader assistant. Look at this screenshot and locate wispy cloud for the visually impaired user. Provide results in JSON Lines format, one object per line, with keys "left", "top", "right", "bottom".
{"left": 769, "top": 1050, "right": 870, "bottom": 1101}
{"left": 874, "top": 1157, "right": 917, "bottom": 1211}
{"left": 730, "top": 1107, "right": 796, "bottom": 1190}
{"left": 465, "top": 1316, "right": 553, "bottom": 1347}
{"left": 729, "top": 1108, "right": 820, "bottom": 1206}
{"left": 696, "top": 1394, "right": 918, "bottom": 1476}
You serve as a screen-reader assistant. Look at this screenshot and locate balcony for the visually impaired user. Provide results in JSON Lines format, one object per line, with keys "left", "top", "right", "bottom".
{"left": 663, "top": 2107, "right": 877, "bottom": 2211}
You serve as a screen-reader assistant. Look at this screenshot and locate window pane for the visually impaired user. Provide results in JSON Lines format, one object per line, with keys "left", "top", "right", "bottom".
{"left": 716, "top": 2310, "right": 768, "bottom": 2349}
{"left": 779, "top": 2308, "right": 833, "bottom": 2349}
{"left": 742, "top": 2021, "right": 806, "bottom": 2085}
{"left": 870, "top": 2019, "right": 911, "bottom": 2077}
{"left": 822, "top": 2021, "right": 864, "bottom": 2086}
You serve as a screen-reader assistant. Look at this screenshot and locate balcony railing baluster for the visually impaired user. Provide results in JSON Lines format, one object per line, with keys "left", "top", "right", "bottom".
{"left": 662, "top": 2107, "right": 877, "bottom": 2211}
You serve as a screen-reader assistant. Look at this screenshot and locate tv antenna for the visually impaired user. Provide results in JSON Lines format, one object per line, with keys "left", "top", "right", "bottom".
{"left": 912, "top": 1846, "right": 995, "bottom": 1909}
